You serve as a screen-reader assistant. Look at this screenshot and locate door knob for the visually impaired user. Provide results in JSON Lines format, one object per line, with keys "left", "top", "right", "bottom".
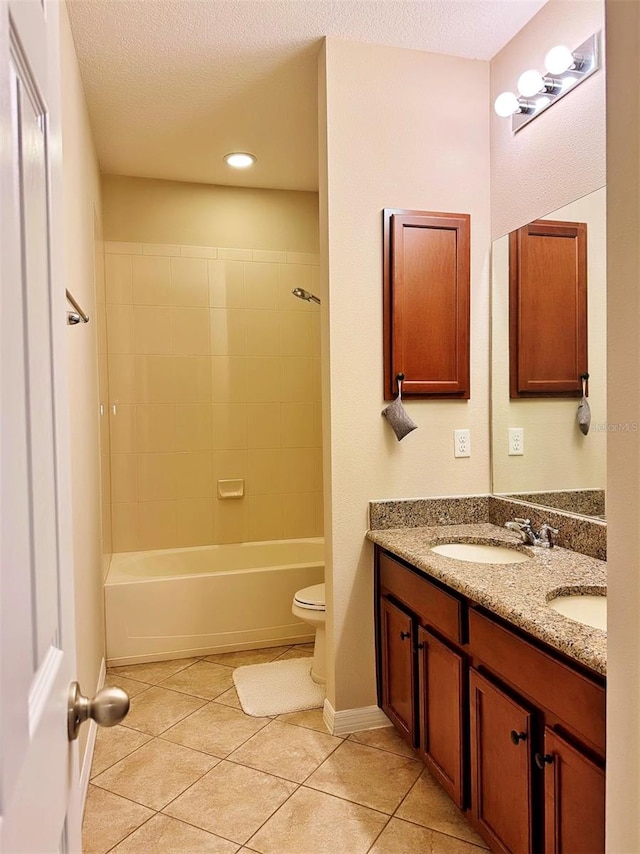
{"left": 68, "top": 681, "right": 130, "bottom": 741}
{"left": 510, "top": 730, "right": 527, "bottom": 744}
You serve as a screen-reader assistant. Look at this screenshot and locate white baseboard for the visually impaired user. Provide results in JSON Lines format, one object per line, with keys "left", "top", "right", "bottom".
{"left": 323, "top": 699, "right": 391, "bottom": 736}
{"left": 79, "top": 657, "right": 106, "bottom": 814}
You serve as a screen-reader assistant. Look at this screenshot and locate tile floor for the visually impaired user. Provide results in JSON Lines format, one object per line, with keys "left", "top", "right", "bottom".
{"left": 83, "top": 644, "right": 489, "bottom": 853}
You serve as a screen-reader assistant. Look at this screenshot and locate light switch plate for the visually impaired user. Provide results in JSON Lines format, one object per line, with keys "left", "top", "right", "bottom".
{"left": 454, "top": 429, "right": 471, "bottom": 458}
{"left": 509, "top": 427, "right": 524, "bottom": 456}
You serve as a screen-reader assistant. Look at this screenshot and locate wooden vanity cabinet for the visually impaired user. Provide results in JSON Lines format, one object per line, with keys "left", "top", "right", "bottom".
{"left": 378, "top": 597, "right": 416, "bottom": 744}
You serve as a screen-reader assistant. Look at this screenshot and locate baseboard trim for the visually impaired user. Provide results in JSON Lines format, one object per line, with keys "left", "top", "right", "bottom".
{"left": 323, "top": 699, "right": 391, "bottom": 736}
{"left": 79, "top": 657, "right": 106, "bottom": 814}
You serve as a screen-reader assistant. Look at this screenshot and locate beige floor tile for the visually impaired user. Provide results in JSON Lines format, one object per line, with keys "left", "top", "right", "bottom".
{"left": 396, "top": 769, "right": 488, "bottom": 847}
{"left": 349, "top": 725, "right": 416, "bottom": 758}
{"left": 164, "top": 760, "right": 297, "bottom": 844}
{"left": 123, "top": 685, "right": 207, "bottom": 735}
{"left": 430, "top": 829, "right": 490, "bottom": 853}
{"left": 82, "top": 785, "right": 154, "bottom": 854}
{"left": 105, "top": 673, "right": 152, "bottom": 698}
{"left": 368, "top": 817, "right": 434, "bottom": 853}
{"left": 204, "top": 646, "right": 289, "bottom": 667}
{"left": 276, "top": 707, "right": 333, "bottom": 734}
{"left": 162, "top": 702, "right": 271, "bottom": 757}
{"left": 93, "top": 737, "right": 218, "bottom": 810}
{"left": 159, "top": 660, "right": 234, "bottom": 699}
{"left": 293, "top": 642, "right": 315, "bottom": 653}
{"left": 108, "top": 657, "right": 199, "bottom": 685}
{"left": 274, "top": 648, "right": 313, "bottom": 661}
{"left": 214, "top": 686, "right": 243, "bottom": 710}
{"left": 305, "top": 739, "right": 422, "bottom": 814}
{"left": 228, "top": 719, "right": 342, "bottom": 783}
{"left": 90, "top": 725, "right": 152, "bottom": 778}
{"left": 247, "top": 786, "right": 388, "bottom": 854}
{"left": 109, "top": 813, "right": 239, "bottom": 853}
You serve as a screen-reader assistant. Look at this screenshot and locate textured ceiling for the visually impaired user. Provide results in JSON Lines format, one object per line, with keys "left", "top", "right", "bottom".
{"left": 67, "top": 0, "right": 547, "bottom": 191}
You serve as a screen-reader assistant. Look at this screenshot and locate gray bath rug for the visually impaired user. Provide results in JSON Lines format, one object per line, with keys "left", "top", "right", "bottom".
{"left": 233, "top": 657, "right": 325, "bottom": 717}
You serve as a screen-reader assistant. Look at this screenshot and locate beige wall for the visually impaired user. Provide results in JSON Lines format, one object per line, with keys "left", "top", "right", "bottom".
{"left": 320, "top": 38, "right": 491, "bottom": 712}
{"left": 492, "top": 188, "right": 606, "bottom": 495}
{"left": 102, "top": 175, "right": 319, "bottom": 253}
{"left": 604, "top": 1, "right": 640, "bottom": 849}
{"left": 60, "top": 3, "right": 106, "bottom": 763}
{"left": 490, "top": 0, "right": 605, "bottom": 239}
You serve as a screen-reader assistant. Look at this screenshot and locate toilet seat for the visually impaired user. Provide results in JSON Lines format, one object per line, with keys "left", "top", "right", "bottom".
{"left": 293, "top": 583, "right": 325, "bottom": 611}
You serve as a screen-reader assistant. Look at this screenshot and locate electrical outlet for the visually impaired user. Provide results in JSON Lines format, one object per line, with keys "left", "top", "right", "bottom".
{"left": 454, "top": 429, "right": 471, "bottom": 458}
{"left": 509, "top": 427, "right": 524, "bottom": 455}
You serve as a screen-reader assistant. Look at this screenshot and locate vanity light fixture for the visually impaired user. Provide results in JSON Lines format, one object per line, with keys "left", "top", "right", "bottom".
{"left": 493, "top": 31, "right": 600, "bottom": 132}
{"left": 224, "top": 152, "right": 256, "bottom": 168}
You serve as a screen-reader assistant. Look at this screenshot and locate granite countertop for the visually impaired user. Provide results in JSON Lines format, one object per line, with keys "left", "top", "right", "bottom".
{"left": 366, "top": 521, "right": 607, "bottom": 676}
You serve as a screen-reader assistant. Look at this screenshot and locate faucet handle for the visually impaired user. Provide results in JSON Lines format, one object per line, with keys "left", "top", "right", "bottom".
{"left": 538, "top": 522, "right": 559, "bottom": 546}
{"left": 514, "top": 518, "right": 531, "bottom": 526}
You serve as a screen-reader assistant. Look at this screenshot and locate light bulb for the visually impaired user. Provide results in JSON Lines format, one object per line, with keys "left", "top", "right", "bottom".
{"left": 562, "top": 75, "right": 577, "bottom": 91}
{"left": 545, "top": 45, "right": 574, "bottom": 75}
{"left": 517, "top": 69, "right": 544, "bottom": 97}
{"left": 224, "top": 152, "right": 256, "bottom": 169}
{"left": 494, "top": 91, "right": 520, "bottom": 118}
{"left": 535, "top": 95, "right": 551, "bottom": 110}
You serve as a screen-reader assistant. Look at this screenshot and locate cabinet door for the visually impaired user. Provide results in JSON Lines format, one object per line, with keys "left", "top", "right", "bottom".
{"left": 417, "top": 626, "right": 465, "bottom": 807}
{"left": 470, "top": 668, "right": 534, "bottom": 854}
{"left": 542, "top": 728, "right": 605, "bottom": 854}
{"left": 379, "top": 597, "right": 416, "bottom": 746}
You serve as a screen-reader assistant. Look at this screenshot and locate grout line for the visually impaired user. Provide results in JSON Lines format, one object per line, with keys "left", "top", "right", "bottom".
{"left": 103, "top": 811, "right": 159, "bottom": 854}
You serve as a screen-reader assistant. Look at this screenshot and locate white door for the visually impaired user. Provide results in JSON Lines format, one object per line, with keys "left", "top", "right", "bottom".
{"left": 0, "top": 0, "right": 82, "bottom": 851}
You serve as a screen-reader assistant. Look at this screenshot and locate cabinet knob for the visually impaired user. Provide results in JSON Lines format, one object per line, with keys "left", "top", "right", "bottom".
{"left": 417, "top": 642, "right": 424, "bottom": 650}
{"left": 400, "top": 631, "right": 411, "bottom": 640}
{"left": 535, "top": 752, "right": 554, "bottom": 769}
{"left": 510, "top": 730, "right": 527, "bottom": 745}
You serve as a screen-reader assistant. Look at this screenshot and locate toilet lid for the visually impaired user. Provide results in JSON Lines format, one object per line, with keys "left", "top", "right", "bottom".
{"left": 294, "top": 583, "right": 325, "bottom": 610}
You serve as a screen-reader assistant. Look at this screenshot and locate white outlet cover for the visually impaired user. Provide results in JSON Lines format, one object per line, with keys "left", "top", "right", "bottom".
{"left": 509, "top": 427, "right": 524, "bottom": 456}
{"left": 454, "top": 429, "right": 471, "bottom": 458}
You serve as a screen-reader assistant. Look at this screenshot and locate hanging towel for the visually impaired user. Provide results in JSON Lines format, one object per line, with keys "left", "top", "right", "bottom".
{"left": 382, "top": 377, "right": 417, "bottom": 441}
{"left": 577, "top": 375, "right": 591, "bottom": 435}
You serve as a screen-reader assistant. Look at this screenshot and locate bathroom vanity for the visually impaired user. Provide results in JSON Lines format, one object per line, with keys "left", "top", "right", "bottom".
{"left": 368, "top": 521, "right": 606, "bottom": 854}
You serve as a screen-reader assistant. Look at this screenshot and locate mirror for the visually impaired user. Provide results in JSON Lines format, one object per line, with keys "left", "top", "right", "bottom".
{"left": 491, "top": 187, "right": 607, "bottom": 519}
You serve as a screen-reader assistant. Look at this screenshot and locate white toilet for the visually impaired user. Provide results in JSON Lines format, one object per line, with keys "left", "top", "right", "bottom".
{"left": 291, "top": 583, "right": 326, "bottom": 684}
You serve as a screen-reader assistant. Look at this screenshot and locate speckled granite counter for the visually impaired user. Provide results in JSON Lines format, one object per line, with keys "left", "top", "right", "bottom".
{"left": 366, "top": 521, "right": 607, "bottom": 676}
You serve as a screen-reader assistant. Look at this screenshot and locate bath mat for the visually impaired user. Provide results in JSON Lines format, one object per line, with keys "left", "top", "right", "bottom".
{"left": 233, "top": 657, "right": 325, "bottom": 717}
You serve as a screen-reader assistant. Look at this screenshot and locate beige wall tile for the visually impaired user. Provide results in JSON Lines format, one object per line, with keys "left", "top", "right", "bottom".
{"left": 314, "top": 492, "right": 324, "bottom": 536}
{"left": 313, "top": 403, "right": 322, "bottom": 447}
{"left": 246, "top": 311, "right": 279, "bottom": 356}
{"left": 110, "top": 404, "right": 136, "bottom": 453}
{"left": 138, "top": 500, "right": 178, "bottom": 549}
{"left": 282, "top": 492, "right": 317, "bottom": 538}
{"left": 176, "top": 404, "right": 213, "bottom": 451}
{"left": 135, "top": 404, "right": 176, "bottom": 452}
{"left": 106, "top": 241, "right": 142, "bottom": 255}
{"left": 133, "top": 306, "right": 172, "bottom": 355}
{"left": 212, "top": 356, "right": 247, "bottom": 404}
{"left": 171, "top": 257, "right": 209, "bottom": 306}
{"left": 112, "top": 503, "right": 139, "bottom": 552}
{"left": 107, "top": 304, "right": 134, "bottom": 354}
{"left": 173, "top": 307, "right": 210, "bottom": 355}
{"left": 213, "top": 449, "right": 247, "bottom": 481}
{"left": 244, "top": 262, "right": 279, "bottom": 310}
{"left": 252, "top": 249, "right": 286, "bottom": 263}
{"left": 313, "top": 448, "right": 323, "bottom": 491}
{"left": 286, "top": 252, "right": 320, "bottom": 265}
{"left": 247, "top": 403, "right": 281, "bottom": 449}
{"left": 97, "top": 309, "right": 108, "bottom": 357}
{"left": 181, "top": 245, "right": 218, "bottom": 259}
{"left": 280, "top": 357, "right": 313, "bottom": 402}
{"left": 311, "top": 312, "right": 321, "bottom": 356}
{"left": 247, "top": 449, "right": 281, "bottom": 495}
{"left": 311, "top": 356, "right": 321, "bottom": 402}
{"left": 246, "top": 357, "right": 280, "bottom": 403}
{"left": 111, "top": 454, "right": 138, "bottom": 503}
{"left": 135, "top": 355, "right": 175, "bottom": 403}
{"left": 210, "top": 309, "right": 247, "bottom": 356}
{"left": 280, "top": 448, "right": 315, "bottom": 493}
{"left": 280, "top": 403, "right": 314, "bottom": 448}
{"left": 278, "top": 264, "right": 312, "bottom": 310}
{"left": 212, "top": 404, "right": 247, "bottom": 450}
{"left": 138, "top": 453, "right": 177, "bottom": 501}
{"left": 106, "top": 254, "right": 133, "bottom": 304}
{"left": 176, "top": 499, "right": 214, "bottom": 546}
{"left": 132, "top": 256, "right": 171, "bottom": 305}
{"left": 214, "top": 499, "right": 247, "bottom": 544}
{"left": 174, "top": 356, "right": 212, "bottom": 404}
{"left": 208, "top": 260, "right": 245, "bottom": 308}
{"left": 218, "top": 248, "right": 252, "bottom": 261}
{"left": 143, "top": 243, "right": 181, "bottom": 256}
{"left": 247, "top": 494, "right": 283, "bottom": 541}
{"left": 176, "top": 451, "right": 214, "bottom": 499}
{"left": 108, "top": 355, "right": 137, "bottom": 403}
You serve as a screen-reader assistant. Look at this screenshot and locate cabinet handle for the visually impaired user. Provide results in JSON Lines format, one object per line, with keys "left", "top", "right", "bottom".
{"left": 535, "top": 752, "right": 554, "bottom": 769}
{"left": 417, "top": 642, "right": 424, "bottom": 650}
{"left": 510, "top": 730, "right": 527, "bottom": 745}
{"left": 400, "top": 631, "right": 411, "bottom": 640}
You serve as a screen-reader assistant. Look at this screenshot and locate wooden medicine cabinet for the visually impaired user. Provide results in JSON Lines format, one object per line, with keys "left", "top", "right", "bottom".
{"left": 509, "top": 219, "right": 587, "bottom": 398}
{"left": 383, "top": 209, "right": 470, "bottom": 400}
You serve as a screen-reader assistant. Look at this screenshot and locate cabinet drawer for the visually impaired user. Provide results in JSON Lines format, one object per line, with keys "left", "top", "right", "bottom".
{"left": 469, "top": 608, "right": 605, "bottom": 754}
{"left": 379, "top": 552, "right": 462, "bottom": 644}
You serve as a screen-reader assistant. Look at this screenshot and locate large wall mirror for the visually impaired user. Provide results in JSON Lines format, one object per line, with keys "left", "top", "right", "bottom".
{"left": 491, "top": 187, "right": 607, "bottom": 519}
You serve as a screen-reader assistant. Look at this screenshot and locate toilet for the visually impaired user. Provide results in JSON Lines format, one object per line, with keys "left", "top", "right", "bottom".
{"left": 291, "top": 583, "right": 326, "bottom": 684}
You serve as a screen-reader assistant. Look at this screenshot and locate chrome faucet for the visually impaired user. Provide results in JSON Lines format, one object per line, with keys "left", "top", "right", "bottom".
{"left": 505, "top": 518, "right": 559, "bottom": 548}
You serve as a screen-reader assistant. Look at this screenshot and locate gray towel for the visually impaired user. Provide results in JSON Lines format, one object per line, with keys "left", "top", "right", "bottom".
{"left": 577, "top": 395, "right": 591, "bottom": 435}
{"left": 382, "top": 380, "right": 417, "bottom": 441}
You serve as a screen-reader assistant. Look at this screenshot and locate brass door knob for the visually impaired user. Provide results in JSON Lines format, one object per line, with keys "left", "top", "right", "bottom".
{"left": 68, "top": 681, "right": 130, "bottom": 741}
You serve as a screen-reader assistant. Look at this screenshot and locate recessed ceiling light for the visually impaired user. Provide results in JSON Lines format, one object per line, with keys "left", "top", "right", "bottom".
{"left": 224, "top": 152, "right": 256, "bottom": 169}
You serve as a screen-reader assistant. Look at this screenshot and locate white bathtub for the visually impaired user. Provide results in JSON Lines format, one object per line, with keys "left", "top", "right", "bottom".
{"left": 105, "top": 538, "right": 324, "bottom": 666}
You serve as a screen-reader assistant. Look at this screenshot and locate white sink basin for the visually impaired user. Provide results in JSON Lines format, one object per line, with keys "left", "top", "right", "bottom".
{"left": 548, "top": 593, "right": 607, "bottom": 631}
{"left": 430, "top": 543, "right": 532, "bottom": 564}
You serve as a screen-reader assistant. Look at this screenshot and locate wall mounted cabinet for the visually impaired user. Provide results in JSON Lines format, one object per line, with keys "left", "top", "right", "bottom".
{"left": 383, "top": 209, "right": 470, "bottom": 400}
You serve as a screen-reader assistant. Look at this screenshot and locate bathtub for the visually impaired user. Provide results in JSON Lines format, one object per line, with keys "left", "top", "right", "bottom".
{"left": 104, "top": 538, "right": 324, "bottom": 666}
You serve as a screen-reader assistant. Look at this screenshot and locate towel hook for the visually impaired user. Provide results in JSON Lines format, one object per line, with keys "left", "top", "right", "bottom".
{"left": 396, "top": 372, "right": 405, "bottom": 395}
{"left": 580, "top": 371, "right": 589, "bottom": 395}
